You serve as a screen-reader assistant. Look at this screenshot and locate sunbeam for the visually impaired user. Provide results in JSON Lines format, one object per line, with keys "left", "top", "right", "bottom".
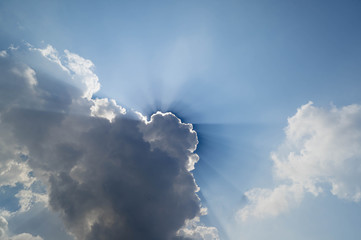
{"left": 2, "top": 1, "right": 361, "bottom": 239}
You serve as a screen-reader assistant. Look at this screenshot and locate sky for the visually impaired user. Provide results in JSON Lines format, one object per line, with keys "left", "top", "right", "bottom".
{"left": 0, "top": 0, "right": 361, "bottom": 239}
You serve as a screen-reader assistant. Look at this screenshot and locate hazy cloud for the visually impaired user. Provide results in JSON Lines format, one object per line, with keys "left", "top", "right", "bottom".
{"left": 0, "top": 51, "right": 8, "bottom": 58}
{"left": 0, "top": 216, "right": 43, "bottom": 240}
{"left": 15, "top": 190, "right": 48, "bottom": 213}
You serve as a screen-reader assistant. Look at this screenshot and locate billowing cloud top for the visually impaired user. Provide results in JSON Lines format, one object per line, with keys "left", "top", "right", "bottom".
{"left": 239, "top": 102, "right": 361, "bottom": 221}
{"left": 0, "top": 44, "right": 219, "bottom": 240}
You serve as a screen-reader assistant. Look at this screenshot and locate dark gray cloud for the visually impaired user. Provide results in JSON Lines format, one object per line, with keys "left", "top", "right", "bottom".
{"left": 0, "top": 45, "right": 218, "bottom": 240}
{"left": 37, "top": 115, "right": 200, "bottom": 240}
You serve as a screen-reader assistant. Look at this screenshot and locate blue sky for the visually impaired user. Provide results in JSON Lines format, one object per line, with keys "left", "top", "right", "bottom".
{"left": 1, "top": 1, "right": 361, "bottom": 240}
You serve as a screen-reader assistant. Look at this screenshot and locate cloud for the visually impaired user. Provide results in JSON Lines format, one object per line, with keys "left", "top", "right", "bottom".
{"left": 62, "top": 49, "right": 100, "bottom": 100}
{"left": 140, "top": 112, "right": 200, "bottom": 171}
{"left": 41, "top": 113, "right": 202, "bottom": 240}
{"left": 0, "top": 160, "right": 34, "bottom": 188}
{"left": 90, "top": 98, "right": 126, "bottom": 122}
{"left": 11, "top": 67, "right": 37, "bottom": 87}
{"left": 0, "top": 217, "right": 7, "bottom": 238}
{"left": 176, "top": 209, "right": 220, "bottom": 240}
{"left": 5, "top": 202, "right": 73, "bottom": 240}
{"left": 0, "top": 216, "right": 43, "bottom": 240}
{"left": 0, "top": 44, "right": 217, "bottom": 240}
{"left": 238, "top": 184, "right": 304, "bottom": 221}
{"left": 0, "top": 51, "right": 7, "bottom": 58}
{"left": 239, "top": 102, "right": 361, "bottom": 221}
{"left": 30, "top": 44, "right": 100, "bottom": 100}
{"left": 15, "top": 190, "right": 48, "bottom": 213}
{"left": 9, "top": 233, "right": 43, "bottom": 240}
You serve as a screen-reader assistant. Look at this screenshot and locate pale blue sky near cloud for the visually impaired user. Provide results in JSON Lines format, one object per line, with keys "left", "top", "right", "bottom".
{"left": 1, "top": 1, "right": 361, "bottom": 239}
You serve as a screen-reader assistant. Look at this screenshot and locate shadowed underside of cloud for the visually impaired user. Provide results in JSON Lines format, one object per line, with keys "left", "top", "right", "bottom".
{"left": 0, "top": 44, "right": 219, "bottom": 240}
{"left": 238, "top": 102, "right": 361, "bottom": 221}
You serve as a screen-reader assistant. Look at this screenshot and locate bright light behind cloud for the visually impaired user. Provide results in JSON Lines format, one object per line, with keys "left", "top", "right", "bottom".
{"left": 239, "top": 102, "right": 361, "bottom": 221}
{"left": 0, "top": 44, "right": 219, "bottom": 240}
{"left": 1, "top": 2, "right": 361, "bottom": 239}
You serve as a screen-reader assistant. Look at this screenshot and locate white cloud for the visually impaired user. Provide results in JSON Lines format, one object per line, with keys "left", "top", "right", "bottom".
{"left": 177, "top": 216, "right": 220, "bottom": 240}
{"left": 239, "top": 102, "right": 361, "bottom": 221}
{"left": 63, "top": 50, "right": 100, "bottom": 99}
{"left": 90, "top": 98, "right": 126, "bottom": 122}
{"left": 238, "top": 184, "right": 304, "bottom": 221}
{"left": 0, "top": 216, "right": 7, "bottom": 239}
{"left": 0, "top": 51, "right": 7, "bottom": 58}
{"left": 15, "top": 190, "right": 48, "bottom": 213}
{"left": 0, "top": 161, "right": 34, "bottom": 188}
{"left": 30, "top": 44, "right": 100, "bottom": 99}
{"left": 9, "top": 233, "right": 43, "bottom": 240}
{"left": 34, "top": 45, "right": 68, "bottom": 73}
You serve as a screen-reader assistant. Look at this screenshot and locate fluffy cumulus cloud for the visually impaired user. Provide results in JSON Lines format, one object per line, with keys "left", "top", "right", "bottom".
{"left": 0, "top": 44, "right": 218, "bottom": 240}
{"left": 239, "top": 102, "right": 361, "bottom": 221}
{"left": 90, "top": 98, "right": 126, "bottom": 122}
